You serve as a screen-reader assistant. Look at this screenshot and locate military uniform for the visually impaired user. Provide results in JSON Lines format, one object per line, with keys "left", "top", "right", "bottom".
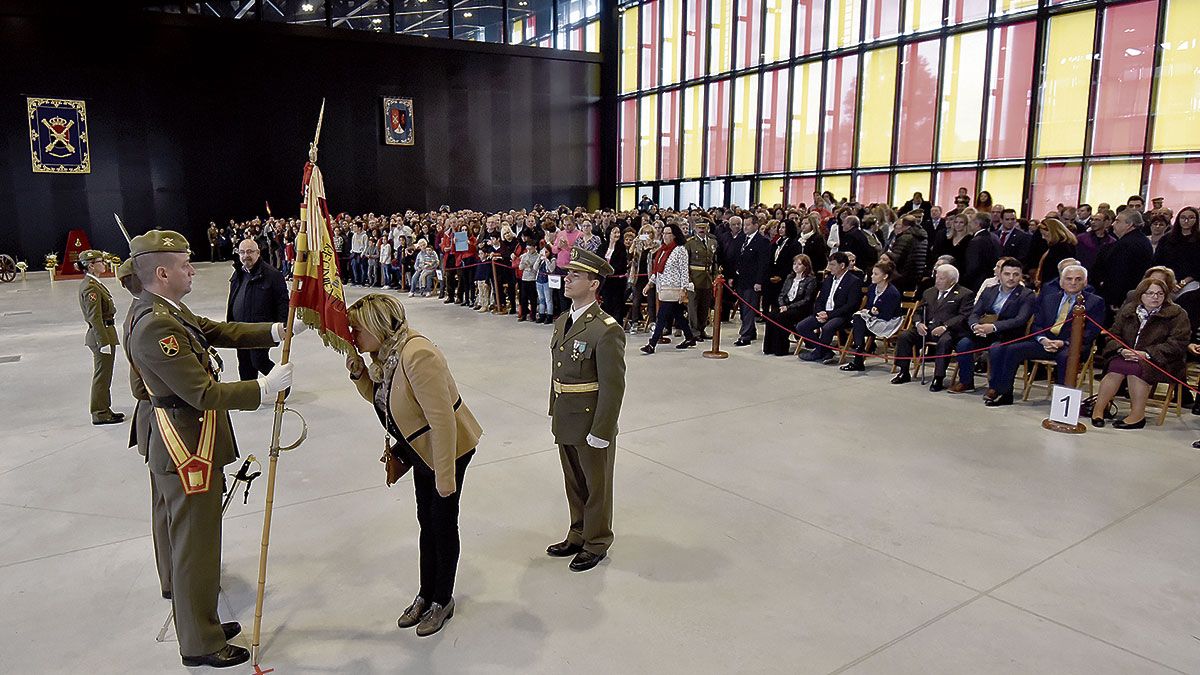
{"left": 78, "top": 250, "right": 124, "bottom": 424}
{"left": 684, "top": 233, "right": 718, "bottom": 337}
{"left": 549, "top": 249, "right": 627, "bottom": 561}
{"left": 124, "top": 231, "right": 278, "bottom": 660}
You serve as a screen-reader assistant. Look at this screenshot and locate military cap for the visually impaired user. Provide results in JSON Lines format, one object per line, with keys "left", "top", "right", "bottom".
{"left": 129, "top": 230, "right": 192, "bottom": 257}
{"left": 78, "top": 250, "right": 107, "bottom": 264}
{"left": 115, "top": 258, "right": 134, "bottom": 280}
{"left": 565, "top": 247, "right": 614, "bottom": 277}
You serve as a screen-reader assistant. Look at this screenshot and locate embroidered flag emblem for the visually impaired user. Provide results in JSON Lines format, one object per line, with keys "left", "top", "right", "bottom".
{"left": 159, "top": 335, "right": 180, "bottom": 357}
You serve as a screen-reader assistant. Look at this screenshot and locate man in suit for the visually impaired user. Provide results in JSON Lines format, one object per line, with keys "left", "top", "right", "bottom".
{"left": 925, "top": 205, "right": 945, "bottom": 245}
{"left": 891, "top": 263, "right": 975, "bottom": 391}
{"left": 547, "top": 248, "right": 627, "bottom": 572}
{"left": 983, "top": 265, "right": 1105, "bottom": 406}
{"left": 948, "top": 257, "right": 1036, "bottom": 393}
{"left": 897, "top": 191, "right": 932, "bottom": 229}
{"left": 1092, "top": 209, "right": 1153, "bottom": 315}
{"left": 732, "top": 216, "right": 771, "bottom": 346}
{"left": 962, "top": 212, "right": 1002, "bottom": 291}
{"left": 837, "top": 215, "right": 879, "bottom": 273}
{"left": 126, "top": 230, "right": 300, "bottom": 668}
{"left": 797, "top": 252, "right": 864, "bottom": 364}
{"left": 996, "top": 209, "right": 1031, "bottom": 263}
{"left": 227, "top": 238, "right": 290, "bottom": 381}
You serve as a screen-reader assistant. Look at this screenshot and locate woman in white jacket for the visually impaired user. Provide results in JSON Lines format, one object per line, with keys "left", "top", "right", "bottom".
{"left": 641, "top": 222, "right": 697, "bottom": 354}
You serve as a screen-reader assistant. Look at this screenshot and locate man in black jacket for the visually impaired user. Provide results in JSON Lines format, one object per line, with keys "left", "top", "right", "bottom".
{"left": 732, "top": 216, "right": 771, "bottom": 346}
{"left": 228, "top": 239, "right": 290, "bottom": 381}
{"left": 797, "top": 252, "right": 864, "bottom": 363}
{"left": 890, "top": 263, "right": 974, "bottom": 391}
{"left": 1092, "top": 209, "right": 1153, "bottom": 316}
{"left": 962, "top": 213, "right": 1002, "bottom": 291}
{"left": 837, "top": 215, "right": 879, "bottom": 272}
{"left": 883, "top": 215, "right": 929, "bottom": 293}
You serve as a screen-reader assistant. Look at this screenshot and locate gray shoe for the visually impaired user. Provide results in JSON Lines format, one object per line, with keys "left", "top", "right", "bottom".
{"left": 415, "top": 598, "right": 455, "bottom": 637}
{"left": 397, "top": 596, "right": 429, "bottom": 629}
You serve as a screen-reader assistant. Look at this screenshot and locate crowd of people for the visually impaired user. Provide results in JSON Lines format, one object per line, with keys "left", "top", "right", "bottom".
{"left": 211, "top": 189, "right": 1200, "bottom": 437}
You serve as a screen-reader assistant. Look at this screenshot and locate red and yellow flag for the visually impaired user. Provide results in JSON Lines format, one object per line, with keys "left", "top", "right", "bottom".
{"left": 292, "top": 161, "right": 354, "bottom": 354}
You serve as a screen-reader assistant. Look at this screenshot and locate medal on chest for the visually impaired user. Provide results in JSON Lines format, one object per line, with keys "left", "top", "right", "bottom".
{"left": 571, "top": 340, "right": 587, "bottom": 362}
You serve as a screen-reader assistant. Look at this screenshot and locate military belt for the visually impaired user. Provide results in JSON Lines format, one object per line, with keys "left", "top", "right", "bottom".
{"left": 689, "top": 265, "right": 709, "bottom": 271}
{"left": 553, "top": 380, "right": 599, "bottom": 394}
{"left": 150, "top": 394, "right": 191, "bottom": 409}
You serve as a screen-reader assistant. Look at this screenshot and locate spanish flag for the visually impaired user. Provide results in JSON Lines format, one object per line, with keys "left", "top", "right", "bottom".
{"left": 292, "top": 160, "right": 354, "bottom": 355}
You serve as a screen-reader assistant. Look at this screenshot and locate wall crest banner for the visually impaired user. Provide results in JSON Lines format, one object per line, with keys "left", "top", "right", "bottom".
{"left": 28, "top": 97, "right": 91, "bottom": 174}
{"left": 382, "top": 97, "right": 414, "bottom": 146}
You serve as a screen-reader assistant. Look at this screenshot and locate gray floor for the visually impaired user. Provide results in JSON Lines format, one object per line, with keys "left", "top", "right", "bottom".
{"left": 2, "top": 263, "right": 1198, "bottom": 674}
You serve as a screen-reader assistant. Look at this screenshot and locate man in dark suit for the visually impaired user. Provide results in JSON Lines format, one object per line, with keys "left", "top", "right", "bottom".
{"left": 995, "top": 209, "right": 1031, "bottom": 262}
{"left": 227, "top": 238, "right": 290, "bottom": 381}
{"left": 925, "top": 206, "right": 945, "bottom": 247}
{"left": 891, "top": 263, "right": 975, "bottom": 391}
{"left": 1092, "top": 209, "right": 1153, "bottom": 315}
{"left": 837, "top": 215, "right": 879, "bottom": 272}
{"left": 982, "top": 265, "right": 1105, "bottom": 406}
{"left": 897, "top": 191, "right": 932, "bottom": 229}
{"left": 732, "top": 216, "right": 771, "bottom": 346}
{"left": 962, "top": 212, "right": 1002, "bottom": 291}
{"left": 797, "top": 252, "right": 864, "bottom": 363}
{"left": 949, "top": 257, "right": 1036, "bottom": 393}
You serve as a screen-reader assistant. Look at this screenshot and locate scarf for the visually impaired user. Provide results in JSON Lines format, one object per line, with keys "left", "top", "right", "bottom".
{"left": 652, "top": 242, "right": 676, "bottom": 275}
{"left": 367, "top": 321, "right": 420, "bottom": 385}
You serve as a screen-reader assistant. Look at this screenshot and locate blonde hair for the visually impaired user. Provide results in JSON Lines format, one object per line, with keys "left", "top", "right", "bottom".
{"left": 1042, "top": 217, "right": 1078, "bottom": 246}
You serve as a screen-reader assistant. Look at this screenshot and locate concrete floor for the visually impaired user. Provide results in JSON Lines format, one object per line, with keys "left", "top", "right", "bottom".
{"left": 2, "top": 263, "right": 1199, "bottom": 674}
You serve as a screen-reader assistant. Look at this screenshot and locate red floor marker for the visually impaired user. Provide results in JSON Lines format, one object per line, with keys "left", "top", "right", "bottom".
{"left": 252, "top": 665, "right": 274, "bottom": 675}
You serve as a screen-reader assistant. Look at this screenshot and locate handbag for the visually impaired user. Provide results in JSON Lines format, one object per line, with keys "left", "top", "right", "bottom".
{"left": 380, "top": 437, "right": 411, "bottom": 487}
{"left": 657, "top": 287, "right": 683, "bottom": 303}
{"left": 1079, "top": 395, "right": 1116, "bottom": 420}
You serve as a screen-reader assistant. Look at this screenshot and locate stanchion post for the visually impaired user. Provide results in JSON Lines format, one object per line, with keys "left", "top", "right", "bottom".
{"left": 703, "top": 275, "right": 729, "bottom": 360}
{"left": 1042, "top": 302, "right": 1087, "bottom": 434}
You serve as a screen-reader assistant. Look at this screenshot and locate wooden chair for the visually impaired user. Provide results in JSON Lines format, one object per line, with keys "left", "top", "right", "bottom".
{"left": 1021, "top": 345, "right": 1095, "bottom": 401}
{"left": 882, "top": 298, "right": 920, "bottom": 370}
{"left": 946, "top": 314, "right": 1036, "bottom": 386}
{"left": 1146, "top": 381, "right": 1184, "bottom": 426}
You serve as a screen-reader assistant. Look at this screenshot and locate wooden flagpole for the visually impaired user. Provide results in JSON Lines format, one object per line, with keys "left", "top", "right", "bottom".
{"left": 250, "top": 98, "right": 324, "bottom": 666}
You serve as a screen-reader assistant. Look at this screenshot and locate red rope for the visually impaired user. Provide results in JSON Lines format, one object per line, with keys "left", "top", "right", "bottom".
{"left": 1084, "top": 315, "right": 1200, "bottom": 394}
{"left": 720, "top": 280, "right": 1064, "bottom": 362}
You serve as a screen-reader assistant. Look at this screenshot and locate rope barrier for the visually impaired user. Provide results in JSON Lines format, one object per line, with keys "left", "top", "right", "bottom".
{"left": 1084, "top": 315, "right": 1200, "bottom": 395}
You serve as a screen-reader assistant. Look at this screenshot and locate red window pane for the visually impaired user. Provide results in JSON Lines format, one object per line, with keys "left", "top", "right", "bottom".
{"left": 935, "top": 169, "right": 977, "bottom": 210}
{"left": 866, "top": 0, "right": 901, "bottom": 40}
{"left": 1092, "top": 1, "right": 1157, "bottom": 155}
{"left": 1147, "top": 160, "right": 1200, "bottom": 212}
{"left": 788, "top": 177, "right": 819, "bottom": 207}
{"left": 823, "top": 55, "right": 859, "bottom": 170}
{"left": 620, "top": 99, "right": 638, "bottom": 182}
{"left": 1030, "top": 163, "right": 1083, "bottom": 219}
{"left": 684, "top": 0, "right": 707, "bottom": 79}
{"left": 706, "top": 79, "right": 730, "bottom": 177}
{"left": 760, "top": 69, "right": 789, "bottom": 173}
{"left": 795, "top": 0, "right": 826, "bottom": 57}
{"left": 897, "top": 39, "right": 940, "bottom": 165}
{"left": 572, "top": 27, "right": 583, "bottom": 51}
{"left": 950, "top": 0, "right": 989, "bottom": 24}
{"left": 660, "top": 90, "right": 680, "bottom": 180}
{"left": 735, "top": 0, "right": 762, "bottom": 69}
{"left": 986, "top": 21, "right": 1036, "bottom": 160}
{"left": 856, "top": 173, "right": 891, "bottom": 204}
{"left": 640, "top": 0, "right": 659, "bottom": 89}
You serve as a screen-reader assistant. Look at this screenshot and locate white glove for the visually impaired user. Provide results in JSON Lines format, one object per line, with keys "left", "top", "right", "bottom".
{"left": 586, "top": 433, "right": 609, "bottom": 449}
{"left": 98, "top": 345, "right": 113, "bottom": 355}
{"left": 258, "top": 362, "right": 294, "bottom": 403}
{"left": 272, "top": 319, "right": 309, "bottom": 342}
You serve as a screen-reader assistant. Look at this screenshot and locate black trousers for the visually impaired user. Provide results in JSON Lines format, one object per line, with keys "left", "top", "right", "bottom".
{"left": 519, "top": 280, "right": 537, "bottom": 317}
{"left": 736, "top": 286, "right": 760, "bottom": 341}
{"left": 894, "top": 328, "right": 957, "bottom": 377}
{"left": 237, "top": 348, "right": 274, "bottom": 381}
{"left": 762, "top": 305, "right": 808, "bottom": 356}
{"left": 551, "top": 266, "right": 568, "bottom": 316}
{"left": 399, "top": 446, "right": 474, "bottom": 605}
{"left": 648, "top": 299, "right": 694, "bottom": 345}
{"left": 496, "top": 267, "right": 516, "bottom": 311}
{"left": 600, "top": 281, "right": 627, "bottom": 325}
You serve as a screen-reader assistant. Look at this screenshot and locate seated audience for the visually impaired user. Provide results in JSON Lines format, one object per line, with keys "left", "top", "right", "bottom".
{"left": 950, "top": 257, "right": 1036, "bottom": 393}
{"left": 891, "top": 264, "right": 975, "bottom": 391}
{"left": 797, "top": 252, "right": 865, "bottom": 364}
{"left": 763, "top": 254, "right": 820, "bottom": 357}
{"left": 841, "top": 260, "right": 903, "bottom": 372}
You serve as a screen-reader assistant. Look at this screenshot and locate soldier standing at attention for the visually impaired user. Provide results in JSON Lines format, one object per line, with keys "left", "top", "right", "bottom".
{"left": 126, "top": 230, "right": 301, "bottom": 669}
{"left": 684, "top": 218, "right": 719, "bottom": 340}
{"left": 547, "top": 248, "right": 627, "bottom": 572}
{"left": 77, "top": 250, "right": 125, "bottom": 425}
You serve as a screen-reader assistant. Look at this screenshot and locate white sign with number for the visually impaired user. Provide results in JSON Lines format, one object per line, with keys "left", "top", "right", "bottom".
{"left": 548, "top": 274, "right": 562, "bottom": 290}
{"left": 1049, "top": 385, "right": 1083, "bottom": 426}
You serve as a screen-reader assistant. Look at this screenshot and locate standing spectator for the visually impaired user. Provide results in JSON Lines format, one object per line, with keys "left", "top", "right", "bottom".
{"left": 962, "top": 213, "right": 1002, "bottom": 291}
{"left": 379, "top": 237, "right": 394, "bottom": 289}
{"left": 1093, "top": 209, "right": 1153, "bottom": 314}
{"left": 996, "top": 209, "right": 1031, "bottom": 263}
{"left": 799, "top": 214, "right": 829, "bottom": 273}
{"left": 1033, "top": 217, "right": 1077, "bottom": 288}
{"left": 897, "top": 191, "right": 932, "bottom": 229}
{"left": 365, "top": 235, "right": 380, "bottom": 287}
{"left": 227, "top": 239, "right": 289, "bottom": 381}
{"left": 684, "top": 220, "right": 719, "bottom": 339}
{"left": 640, "top": 223, "right": 697, "bottom": 354}
{"left": 797, "top": 252, "right": 865, "bottom": 364}
{"left": 517, "top": 234, "right": 540, "bottom": 321}
{"left": 496, "top": 226, "right": 519, "bottom": 314}
{"left": 835, "top": 215, "right": 880, "bottom": 273}
{"left": 410, "top": 240, "right": 437, "bottom": 296}
{"left": 764, "top": 219, "right": 802, "bottom": 313}
{"left": 882, "top": 215, "right": 929, "bottom": 293}
{"left": 1153, "top": 206, "right": 1200, "bottom": 290}
{"left": 350, "top": 224, "right": 367, "bottom": 285}
{"left": 931, "top": 212, "right": 973, "bottom": 270}
{"left": 207, "top": 223, "right": 220, "bottom": 263}
{"left": 598, "top": 224, "right": 630, "bottom": 326}
{"left": 732, "top": 216, "right": 771, "bottom": 347}
{"left": 534, "top": 244, "right": 555, "bottom": 323}
{"left": 1075, "top": 209, "right": 1116, "bottom": 271}
{"left": 550, "top": 218, "right": 584, "bottom": 317}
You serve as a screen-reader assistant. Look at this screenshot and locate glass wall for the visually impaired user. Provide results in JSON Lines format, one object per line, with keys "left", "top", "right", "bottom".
{"left": 617, "top": 0, "right": 1200, "bottom": 214}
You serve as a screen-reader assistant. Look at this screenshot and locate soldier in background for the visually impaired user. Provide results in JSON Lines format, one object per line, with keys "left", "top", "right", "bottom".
{"left": 77, "top": 250, "right": 125, "bottom": 425}
{"left": 685, "top": 219, "right": 719, "bottom": 340}
{"left": 546, "top": 248, "right": 627, "bottom": 572}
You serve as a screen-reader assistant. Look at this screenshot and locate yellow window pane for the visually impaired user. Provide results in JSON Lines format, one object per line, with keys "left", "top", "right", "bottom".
{"left": 939, "top": 31, "right": 987, "bottom": 162}
{"left": 1036, "top": 10, "right": 1095, "bottom": 157}
{"left": 829, "top": 0, "right": 862, "bottom": 49}
{"left": 511, "top": 19, "right": 524, "bottom": 44}
{"left": 789, "top": 62, "right": 822, "bottom": 171}
{"left": 710, "top": 0, "right": 732, "bottom": 75}
{"left": 905, "top": 0, "right": 941, "bottom": 33}
{"left": 682, "top": 85, "right": 704, "bottom": 178}
{"left": 763, "top": 0, "right": 793, "bottom": 63}
{"left": 821, "top": 174, "right": 852, "bottom": 202}
{"left": 1153, "top": 0, "right": 1200, "bottom": 152}
{"left": 732, "top": 75, "right": 759, "bottom": 175}
{"left": 1084, "top": 162, "right": 1142, "bottom": 207}
{"left": 639, "top": 95, "right": 658, "bottom": 182}
{"left": 981, "top": 167, "right": 1026, "bottom": 211}
{"left": 620, "top": 8, "right": 639, "bottom": 94}
{"left": 858, "top": 47, "right": 898, "bottom": 167}
{"left": 619, "top": 187, "right": 636, "bottom": 211}
{"left": 661, "top": 0, "right": 680, "bottom": 83}
{"left": 998, "top": 0, "right": 1038, "bottom": 15}
{"left": 891, "top": 171, "right": 932, "bottom": 206}
{"left": 586, "top": 20, "right": 600, "bottom": 53}
{"left": 759, "top": 179, "right": 785, "bottom": 205}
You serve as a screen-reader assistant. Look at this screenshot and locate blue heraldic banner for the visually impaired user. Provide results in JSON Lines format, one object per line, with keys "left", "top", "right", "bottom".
{"left": 382, "top": 97, "right": 414, "bottom": 146}
{"left": 28, "top": 97, "right": 91, "bottom": 174}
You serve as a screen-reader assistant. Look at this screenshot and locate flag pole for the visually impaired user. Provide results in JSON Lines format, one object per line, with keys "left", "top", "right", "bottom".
{"left": 250, "top": 98, "right": 324, "bottom": 666}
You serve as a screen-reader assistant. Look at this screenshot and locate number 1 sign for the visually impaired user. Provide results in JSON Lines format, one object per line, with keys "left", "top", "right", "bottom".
{"left": 1043, "top": 385, "right": 1086, "bottom": 434}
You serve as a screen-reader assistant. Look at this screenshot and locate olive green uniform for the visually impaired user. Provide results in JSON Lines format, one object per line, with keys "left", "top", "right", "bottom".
{"left": 549, "top": 301, "right": 627, "bottom": 555}
{"left": 79, "top": 274, "right": 120, "bottom": 421}
{"left": 684, "top": 234, "right": 718, "bottom": 336}
{"left": 126, "top": 291, "right": 275, "bottom": 657}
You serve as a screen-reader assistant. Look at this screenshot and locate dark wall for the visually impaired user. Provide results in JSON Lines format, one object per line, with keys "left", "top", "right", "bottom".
{"left": 0, "top": 9, "right": 602, "bottom": 261}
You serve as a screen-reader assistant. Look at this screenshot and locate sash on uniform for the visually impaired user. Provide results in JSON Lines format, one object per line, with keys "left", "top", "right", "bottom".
{"left": 153, "top": 407, "right": 219, "bottom": 494}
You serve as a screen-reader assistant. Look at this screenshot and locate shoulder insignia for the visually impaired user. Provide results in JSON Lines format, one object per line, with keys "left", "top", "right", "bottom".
{"left": 603, "top": 317, "right": 617, "bottom": 325}
{"left": 159, "top": 335, "right": 180, "bottom": 357}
